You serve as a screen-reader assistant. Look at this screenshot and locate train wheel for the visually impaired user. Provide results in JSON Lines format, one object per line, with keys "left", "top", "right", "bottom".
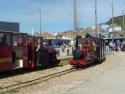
{"left": 73, "top": 65, "right": 79, "bottom": 69}
{"left": 95, "top": 59, "right": 101, "bottom": 64}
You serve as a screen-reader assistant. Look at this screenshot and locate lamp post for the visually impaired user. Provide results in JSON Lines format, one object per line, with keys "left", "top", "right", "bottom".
{"left": 39, "top": 7, "right": 42, "bottom": 35}
{"left": 122, "top": 10, "right": 125, "bottom": 30}
{"left": 94, "top": 0, "right": 99, "bottom": 36}
{"left": 95, "top": 0, "right": 97, "bottom": 30}
{"left": 73, "top": 0, "right": 79, "bottom": 49}
{"left": 74, "top": 0, "right": 78, "bottom": 33}
{"left": 111, "top": 1, "right": 114, "bottom": 33}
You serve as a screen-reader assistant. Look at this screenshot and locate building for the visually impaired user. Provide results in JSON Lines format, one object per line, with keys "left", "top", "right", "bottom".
{"left": 0, "top": 21, "right": 19, "bottom": 32}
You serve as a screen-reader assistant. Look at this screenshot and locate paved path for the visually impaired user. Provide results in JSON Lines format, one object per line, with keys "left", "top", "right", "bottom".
{"left": 68, "top": 53, "right": 125, "bottom": 94}
{"left": 7, "top": 52, "right": 125, "bottom": 94}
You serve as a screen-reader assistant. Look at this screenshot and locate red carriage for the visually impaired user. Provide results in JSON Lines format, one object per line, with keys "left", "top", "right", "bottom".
{"left": 0, "top": 31, "right": 59, "bottom": 72}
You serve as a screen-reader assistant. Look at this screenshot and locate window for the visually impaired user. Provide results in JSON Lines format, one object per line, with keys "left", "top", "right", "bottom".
{"left": 22, "top": 34, "right": 27, "bottom": 46}
{"left": 22, "top": 37, "right": 27, "bottom": 45}
{"left": 0, "top": 33, "right": 4, "bottom": 43}
{"left": 6, "top": 35, "right": 12, "bottom": 46}
{"left": 13, "top": 36, "right": 18, "bottom": 46}
{"left": 17, "top": 36, "right": 22, "bottom": 44}
{"left": 28, "top": 37, "right": 32, "bottom": 43}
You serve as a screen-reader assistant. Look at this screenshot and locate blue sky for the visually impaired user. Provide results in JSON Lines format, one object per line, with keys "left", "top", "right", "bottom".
{"left": 0, "top": 0, "right": 124, "bottom": 34}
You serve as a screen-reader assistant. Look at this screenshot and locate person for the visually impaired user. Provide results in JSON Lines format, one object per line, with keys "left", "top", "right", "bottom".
{"left": 116, "top": 40, "right": 121, "bottom": 51}
{"left": 112, "top": 42, "right": 116, "bottom": 52}
{"left": 56, "top": 48, "right": 60, "bottom": 57}
{"left": 62, "top": 46, "right": 64, "bottom": 52}
{"left": 36, "top": 42, "right": 42, "bottom": 66}
{"left": 121, "top": 41, "right": 125, "bottom": 51}
{"left": 36, "top": 43, "right": 41, "bottom": 51}
{"left": 72, "top": 47, "right": 74, "bottom": 54}
{"left": 12, "top": 51, "right": 16, "bottom": 67}
{"left": 67, "top": 48, "right": 69, "bottom": 55}
{"left": 109, "top": 41, "right": 113, "bottom": 52}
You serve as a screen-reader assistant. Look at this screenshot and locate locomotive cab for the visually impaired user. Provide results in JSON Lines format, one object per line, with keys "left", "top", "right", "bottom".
{"left": 33, "top": 38, "right": 59, "bottom": 68}
{"left": 33, "top": 37, "right": 43, "bottom": 67}
{"left": 42, "top": 39, "right": 60, "bottom": 67}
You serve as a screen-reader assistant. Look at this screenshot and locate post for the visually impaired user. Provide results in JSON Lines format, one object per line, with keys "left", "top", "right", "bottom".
{"left": 95, "top": 0, "right": 97, "bottom": 30}
{"left": 73, "top": 0, "right": 78, "bottom": 49}
{"left": 39, "top": 7, "right": 42, "bottom": 35}
{"left": 74, "top": 0, "right": 77, "bottom": 33}
{"left": 111, "top": 1, "right": 114, "bottom": 33}
{"left": 122, "top": 10, "right": 125, "bottom": 30}
{"left": 94, "top": 0, "right": 99, "bottom": 35}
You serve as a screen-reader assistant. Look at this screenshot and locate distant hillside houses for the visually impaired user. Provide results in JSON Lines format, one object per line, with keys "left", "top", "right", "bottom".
{"left": 108, "top": 25, "right": 122, "bottom": 32}
{"left": 54, "top": 32, "right": 72, "bottom": 39}
{"left": 33, "top": 32, "right": 55, "bottom": 39}
{"left": 61, "top": 35, "right": 71, "bottom": 40}
{"left": 94, "top": 23, "right": 122, "bottom": 32}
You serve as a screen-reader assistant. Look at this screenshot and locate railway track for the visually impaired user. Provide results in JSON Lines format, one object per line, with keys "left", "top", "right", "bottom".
{"left": 0, "top": 67, "right": 77, "bottom": 93}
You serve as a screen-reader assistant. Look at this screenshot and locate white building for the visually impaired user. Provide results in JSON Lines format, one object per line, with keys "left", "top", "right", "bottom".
{"left": 61, "top": 35, "right": 71, "bottom": 40}
{"left": 108, "top": 26, "right": 122, "bottom": 32}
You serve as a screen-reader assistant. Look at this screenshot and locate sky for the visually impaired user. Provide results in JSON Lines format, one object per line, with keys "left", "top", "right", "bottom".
{"left": 0, "top": 0, "right": 125, "bottom": 34}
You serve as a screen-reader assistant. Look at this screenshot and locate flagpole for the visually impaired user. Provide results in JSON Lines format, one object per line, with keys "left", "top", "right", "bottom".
{"left": 95, "top": 0, "right": 97, "bottom": 30}
{"left": 111, "top": 1, "right": 114, "bottom": 33}
{"left": 122, "top": 10, "right": 125, "bottom": 30}
{"left": 74, "top": 0, "right": 77, "bottom": 33}
{"left": 39, "top": 7, "right": 42, "bottom": 36}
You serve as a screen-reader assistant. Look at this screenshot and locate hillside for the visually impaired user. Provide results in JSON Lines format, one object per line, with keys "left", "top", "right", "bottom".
{"left": 60, "top": 28, "right": 102, "bottom": 38}
{"left": 106, "top": 15, "right": 125, "bottom": 29}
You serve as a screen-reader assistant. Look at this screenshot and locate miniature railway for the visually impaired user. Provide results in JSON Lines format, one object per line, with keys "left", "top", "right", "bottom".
{"left": 0, "top": 67, "right": 77, "bottom": 93}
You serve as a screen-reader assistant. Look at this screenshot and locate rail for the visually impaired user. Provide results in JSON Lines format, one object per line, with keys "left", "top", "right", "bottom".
{"left": 0, "top": 67, "right": 77, "bottom": 93}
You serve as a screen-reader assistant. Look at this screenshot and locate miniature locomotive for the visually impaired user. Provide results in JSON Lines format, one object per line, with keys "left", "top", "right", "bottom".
{"left": 69, "top": 33, "right": 106, "bottom": 67}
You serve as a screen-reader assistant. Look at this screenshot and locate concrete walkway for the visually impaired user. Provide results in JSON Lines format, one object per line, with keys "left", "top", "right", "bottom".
{"left": 14, "top": 53, "right": 125, "bottom": 94}
{"left": 68, "top": 54, "right": 125, "bottom": 94}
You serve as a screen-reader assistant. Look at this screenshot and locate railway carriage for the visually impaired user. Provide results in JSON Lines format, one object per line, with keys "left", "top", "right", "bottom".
{"left": 12, "top": 32, "right": 29, "bottom": 70}
{"left": 0, "top": 31, "right": 13, "bottom": 72}
{"left": 0, "top": 31, "right": 33, "bottom": 72}
{"left": 69, "top": 33, "right": 106, "bottom": 67}
{"left": 0, "top": 31, "right": 59, "bottom": 72}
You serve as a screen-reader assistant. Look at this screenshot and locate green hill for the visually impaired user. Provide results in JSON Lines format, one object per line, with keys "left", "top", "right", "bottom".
{"left": 106, "top": 15, "right": 125, "bottom": 29}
